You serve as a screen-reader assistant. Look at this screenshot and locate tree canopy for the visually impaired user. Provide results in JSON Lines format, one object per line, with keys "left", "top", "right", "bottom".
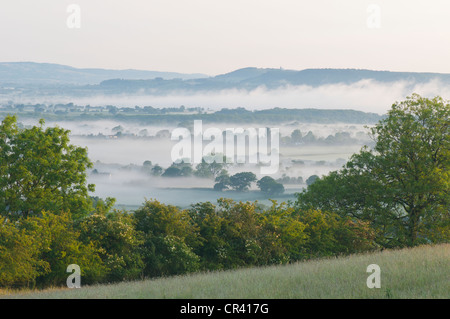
{"left": 296, "top": 94, "right": 450, "bottom": 247}
{"left": 257, "top": 176, "right": 285, "bottom": 195}
{"left": 0, "top": 115, "right": 95, "bottom": 220}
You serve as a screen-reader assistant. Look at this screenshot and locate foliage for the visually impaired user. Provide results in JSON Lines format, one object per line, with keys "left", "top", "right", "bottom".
{"left": 20, "top": 212, "right": 106, "bottom": 287}
{"left": 0, "top": 196, "right": 378, "bottom": 288}
{"left": 151, "top": 164, "right": 163, "bottom": 176}
{"left": 0, "top": 115, "right": 94, "bottom": 220}
{"left": 162, "top": 162, "right": 193, "bottom": 177}
{"left": 305, "top": 175, "right": 319, "bottom": 186}
{"left": 229, "top": 172, "right": 257, "bottom": 192}
{"left": 297, "top": 94, "right": 450, "bottom": 247}
{"left": 295, "top": 209, "right": 376, "bottom": 258}
{"left": 214, "top": 172, "right": 231, "bottom": 191}
{"left": 133, "top": 200, "right": 200, "bottom": 277}
{"left": 194, "top": 158, "right": 228, "bottom": 179}
{"left": 257, "top": 176, "right": 285, "bottom": 195}
{"left": 77, "top": 199, "right": 144, "bottom": 282}
{"left": 0, "top": 216, "right": 46, "bottom": 288}
{"left": 0, "top": 212, "right": 106, "bottom": 288}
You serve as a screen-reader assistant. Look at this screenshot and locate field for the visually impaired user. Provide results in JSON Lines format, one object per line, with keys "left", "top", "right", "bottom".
{"left": 3, "top": 244, "right": 449, "bottom": 299}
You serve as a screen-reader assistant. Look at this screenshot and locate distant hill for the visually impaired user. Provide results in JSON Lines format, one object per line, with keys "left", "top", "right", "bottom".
{"left": 2, "top": 62, "right": 450, "bottom": 98}
{"left": 96, "top": 67, "right": 450, "bottom": 92}
{"left": 213, "top": 67, "right": 450, "bottom": 87}
{"left": 0, "top": 62, "right": 208, "bottom": 85}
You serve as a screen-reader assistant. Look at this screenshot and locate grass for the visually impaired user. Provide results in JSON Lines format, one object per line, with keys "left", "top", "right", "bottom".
{"left": 2, "top": 244, "right": 449, "bottom": 299}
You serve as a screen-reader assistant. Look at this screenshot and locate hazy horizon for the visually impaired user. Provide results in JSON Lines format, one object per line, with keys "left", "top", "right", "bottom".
{"left": 5, "top": 61, "right": 450, "bottom": 77}
{"left": 4, "top": 78, "right": 449, "bottom": 114}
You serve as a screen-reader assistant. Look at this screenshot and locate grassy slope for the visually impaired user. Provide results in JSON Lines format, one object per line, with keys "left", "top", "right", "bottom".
{"left": 3, "top": 244, "right": 449, "bottom": 299}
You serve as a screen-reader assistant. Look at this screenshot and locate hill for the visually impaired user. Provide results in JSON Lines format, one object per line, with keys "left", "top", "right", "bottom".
{"left": 0, "top": 62, "right": 208, "bottom": 85}
{"left": 97, "top": 67, "right": 450, "bottom": 92}
{"left": 4, "top": 244, "right": 449, "bottom": 299}
{"left": 2, "top": 62, "right": 450, "bottom": 90}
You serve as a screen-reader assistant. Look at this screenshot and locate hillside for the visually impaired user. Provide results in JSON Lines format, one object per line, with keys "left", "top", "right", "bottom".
{"left": 96, "top": 67, "right": 450, "bottom": 92}
{"left": 0, "top": 62, "right": 207, "bottom": 85}
{"left": 2, "top": 63, "right": 449, "bottom": 106}
{"left": 2, "top": 62, "right": 450, "bottom": 92}
{"left": 4, "top": 244, "right": 449, "bottom": 299}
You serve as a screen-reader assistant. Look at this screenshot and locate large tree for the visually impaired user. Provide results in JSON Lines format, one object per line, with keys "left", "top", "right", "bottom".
{"left": 257, "top": 176, "right": 285, "bottom": 195}
{"left": 0, "top": 116, "right": 95, "bottom": 220}
{"left": 229, "top": 172, "right": 257, "bottom": 192}
{"left": 297, "top": 94, "right": 449, "bottom": 247}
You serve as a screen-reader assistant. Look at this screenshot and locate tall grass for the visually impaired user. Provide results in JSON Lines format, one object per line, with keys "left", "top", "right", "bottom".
{"left": 3, "top": 244, "right": 449, "bottom": 299}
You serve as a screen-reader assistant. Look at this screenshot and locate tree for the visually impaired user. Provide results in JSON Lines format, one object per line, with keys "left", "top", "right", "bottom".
{"left": 142, "top": 160, "right": 153, "bottom": 174}
{"left": 297, "top": 95, "right": 450, "bottom": 247}
{"left": 194, "top": 158, "right": 227, "bottom": 179}
{"left": 0, "top": 216, "right": 46, "bottom": 287}
{"left": 229, "top": 172, "right": 257, "bottom": 192}
{"left": 151, "top": 164, "right": 163, "bottom": 176}
{"left": 112, "top": 125, "right": 123, "bottom": 133}
{"left": 27, "top": 212, "right": 106, "bottom": 287}
{"left": 143, "top": 160, "right": 152, "bottom": 167}
{"left": 212, "top": 199, "right": 265, "bottom": 267}
{"left": 188, "top": 202, "right": 227, "bottom": 269}
{"left": 162, "top": 162, "right": 193, "bottom": 177}
{"left": 133, "top": 200, "right": 200, "bottom": 277}
{"left": 138, "top": 129, "right": 148, "bottom": 137}
{"left": 180, "top": 165, "right": 194, "bottom": 177}
{"left": 302, "top": 131, "right": 316, "bottom": 143}
{"left": 0, "top": 116, "right": 95, "bottom": 220}
{"left": 306, "top": 175, "right": 319, "bottom": 186}
{"left": 257, "top": 176, "right": 285, "bottom": 195}
{"left": 162, "top": 166, "right": 182, "bottom": 177}
{"left": 291, "top": 129, "right": 302, "bottom": 144}
{"left": 368, "top": 94, "right": 450, "bottom": 245}
{"left": 296, "top": 209, "right": 375, "bottom": 259}
{"left": 213, "top": 172, "right": 231, "bottom": 191}
{"left": 77, "top": 205, "right": 144, "bottom": 282}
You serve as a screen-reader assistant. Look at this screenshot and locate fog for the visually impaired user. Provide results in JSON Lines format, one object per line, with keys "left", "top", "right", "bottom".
{"left": 21, "top": 118, "right": 369, "bottom": 139}
{"left": 63, "top": 122, "right": 369, "bottom": 166}
{"left": 74, "top": 123, "right": 367, "bottom": 208}
{"left": 89, "top": 164, "right": 303, "bottom": 209}
{"left": 15, "top": 110, "right": 377, "bottom": 208}
{"left": 87, "top": 147, "right": 352, "bottom": 209}
{"left": 10, "top": 79, "right": 450, "bottom": 114}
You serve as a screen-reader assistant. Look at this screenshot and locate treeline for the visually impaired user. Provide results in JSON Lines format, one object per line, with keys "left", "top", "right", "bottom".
{"left": 1, "top": 103, "right": 383, "bottom": 124}
{"left": 280, "top": 129, "right": 370, "bottom": 145}
{"left": 0, "top": 198, "right": 375, "bottom": 288}
{"left": 0, "top": 103, "right": 202, "bottom": 115}
{"left": 139, "top": 160, "right": 288, "bottom": 195}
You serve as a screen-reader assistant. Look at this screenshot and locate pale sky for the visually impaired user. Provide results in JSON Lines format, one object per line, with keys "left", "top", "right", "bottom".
{"left": 1, "top": 0, "right": 450, "bottom": 75}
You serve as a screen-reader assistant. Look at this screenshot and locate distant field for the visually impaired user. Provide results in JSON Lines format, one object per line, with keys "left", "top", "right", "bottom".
{"left": 3, "top": 244, "right": 448, "bottom": 299}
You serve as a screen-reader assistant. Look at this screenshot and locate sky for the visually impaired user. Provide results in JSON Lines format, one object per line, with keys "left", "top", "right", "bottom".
{"left": 1, "top": 0, "right": 450, "bottom": 75}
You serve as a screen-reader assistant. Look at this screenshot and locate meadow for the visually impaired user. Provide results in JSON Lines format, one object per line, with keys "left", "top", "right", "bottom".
{"left": 3, "top": 244, "right": 448, "bottom": 299}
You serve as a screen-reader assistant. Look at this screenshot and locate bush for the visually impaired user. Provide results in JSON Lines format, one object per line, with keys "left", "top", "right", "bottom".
{"left": 20, "top": 212, "right": 107, "bottom": 287}
{"left": 0, "top": 217, "right": 46, "bottom": 288}
{"left": 134, "top": 200, "right": 200, "bottom": 277}
{"left": 77, "top": 209, "right": 144, "bottom": 282}
{"left": 296, "top": 209, "right": 376, "bottom": 259}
